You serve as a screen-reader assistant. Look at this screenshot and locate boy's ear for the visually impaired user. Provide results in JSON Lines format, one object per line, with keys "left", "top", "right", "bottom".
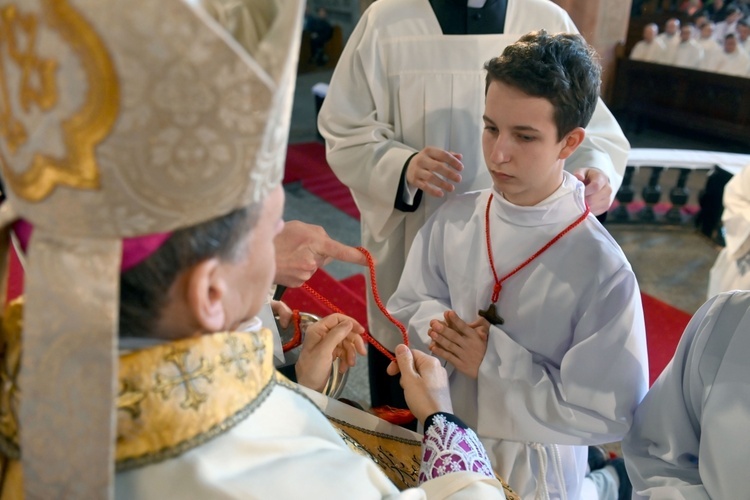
{"left": 185, "top": 257, "right": 227, "bottom": 332}
{"left": 558, "top": 127, "right": 586, "bottom": 160}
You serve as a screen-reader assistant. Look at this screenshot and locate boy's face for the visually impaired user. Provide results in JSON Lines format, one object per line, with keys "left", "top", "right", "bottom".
{"left": 482, "top": 80, "right": 581, "bottom": 207}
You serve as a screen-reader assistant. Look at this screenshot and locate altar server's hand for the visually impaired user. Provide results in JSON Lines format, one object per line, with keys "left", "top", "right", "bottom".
{"left": 573, "top": 167, "right": 613, "bottom": 216}
{"left": 428, "top": 311, "right": 489, "bottom": 379}
{"left": 295, "top": 313, "right": 366, "bottom": 392}
{"left": 386, "top": 345, "right": 453, "bottom": 424}
{"left": 406, "top": 147, "right": 463, "bottom": 198}
{"left": 274, "top": 221, "right": 367, "bottom": 287}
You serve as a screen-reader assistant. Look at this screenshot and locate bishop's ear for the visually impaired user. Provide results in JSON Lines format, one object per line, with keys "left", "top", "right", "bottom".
{"left": 185, "top": 257, "right": 228, "bottom": 332}
{"left": 558, "top": 127, "right": 586, "bottom": 160}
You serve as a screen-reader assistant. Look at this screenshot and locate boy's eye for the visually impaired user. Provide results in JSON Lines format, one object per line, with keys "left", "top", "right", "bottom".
{"left": 483, "top": 125, "right": 498, "bottom": 133}
{"left": 517, "top": 134, "right": 535, "bottom": 142}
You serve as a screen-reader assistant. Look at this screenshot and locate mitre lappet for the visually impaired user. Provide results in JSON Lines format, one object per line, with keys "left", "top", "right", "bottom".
{"left": 0, "top": 0, "right": 302, "bottom": 496}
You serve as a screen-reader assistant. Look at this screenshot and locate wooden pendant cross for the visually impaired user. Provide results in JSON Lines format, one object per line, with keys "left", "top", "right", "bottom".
{"left": 478, "top": 303, "right": 504, "bottom": 325}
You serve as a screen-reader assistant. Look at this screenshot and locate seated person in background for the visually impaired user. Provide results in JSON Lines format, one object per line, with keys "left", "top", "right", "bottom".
{"left": 671, "top": 22, "right": 705, "bottom": 68}
{"left": 708, "top": 163, "right": 750, "bottom": 297}
{"left": 713, "top": 4, "right": 744, "bottom": 42}
{"left": 691, "top": 11, "right": 711, "bottom": 36}
{"left": 711, "top": 33, "right": 750, "bottom": 75}
{"left": 622, "top": 290, "right": 750, "bottom": 499}
{"left": 631, "top": 23, "right": 668, "bottom": 62}
{"left": 696, "top": 21, "right": 723, "bottom": 64}
{"left": 658, "top": 17, "right": 682, "bottom": 61}
{"left": 0, "top": 1, "right": 509, "bottom": 498}
{"left": 388, "top": 30, "right": 649, "bottom": 500}
{"left": 706, "top": 0, "right": 730, "bottom": 22}
{"left": 737, "top": 18, "right": 750, "bottom": 51}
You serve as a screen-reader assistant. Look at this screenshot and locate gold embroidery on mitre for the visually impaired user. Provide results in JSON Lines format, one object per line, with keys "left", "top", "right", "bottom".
{"left": 0, "top": 0, "right": 119, "bottom": 202}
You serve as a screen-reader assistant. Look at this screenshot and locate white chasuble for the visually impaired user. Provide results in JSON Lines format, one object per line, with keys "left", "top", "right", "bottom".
{"left": 388, "top": 173, "right": 649, "bottom": 499}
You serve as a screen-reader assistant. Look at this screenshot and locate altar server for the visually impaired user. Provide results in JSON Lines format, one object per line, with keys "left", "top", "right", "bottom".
{"left": 318, "top": 0, "right": 630, "bottom": 410}
{"left": 388, "top": 31, "right": 649, "bottom": 500}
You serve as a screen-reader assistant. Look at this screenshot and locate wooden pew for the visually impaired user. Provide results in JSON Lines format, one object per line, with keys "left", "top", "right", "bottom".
{"left": 611, "top": 57, "right": 750, "bottom": 147}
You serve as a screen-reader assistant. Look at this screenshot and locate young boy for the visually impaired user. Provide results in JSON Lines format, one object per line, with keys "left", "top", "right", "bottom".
{"left": 622, "top": 290, "right": 750, "bottom": 499}
{"left": 388, "top": 31, "right": 649, "bottom": 500}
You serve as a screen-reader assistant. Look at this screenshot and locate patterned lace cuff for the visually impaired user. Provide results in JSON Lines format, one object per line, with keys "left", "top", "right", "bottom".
{"left": 419, "top": 412, "right": 495, "bottom": 483}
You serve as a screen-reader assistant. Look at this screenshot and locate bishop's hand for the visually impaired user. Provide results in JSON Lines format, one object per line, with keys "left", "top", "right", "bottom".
{"left": 428, "top": 311, "right": 489, "bottom": 379}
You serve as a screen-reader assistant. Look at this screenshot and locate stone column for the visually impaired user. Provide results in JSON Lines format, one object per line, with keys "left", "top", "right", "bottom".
{"left": 552, "top": 0, "right": 632, "bottom": 104}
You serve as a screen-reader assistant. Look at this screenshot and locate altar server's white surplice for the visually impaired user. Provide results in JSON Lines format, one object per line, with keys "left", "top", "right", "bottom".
{"left": 388, "top": 172, "right": 649, "bottom": 500}
{"left": 623, "top": 291, "right": 750, "bottom": 499}
{"left": 318, "top": 0, "right": 630, "bottom": 350}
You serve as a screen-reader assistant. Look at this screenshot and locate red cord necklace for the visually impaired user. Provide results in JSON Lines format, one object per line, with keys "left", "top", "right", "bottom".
{"left": 283, "top": 246, "right": 408, "bottom": 362}
{"left": 479, "top": 193, "right": 590, "bottom": 326}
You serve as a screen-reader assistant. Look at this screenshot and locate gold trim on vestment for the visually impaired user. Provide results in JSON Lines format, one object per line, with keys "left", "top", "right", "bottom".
{"left": 0, "top": 0, "right": 118, "bottom": 202}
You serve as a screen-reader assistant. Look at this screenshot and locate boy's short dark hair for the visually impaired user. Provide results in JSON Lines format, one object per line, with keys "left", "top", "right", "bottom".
{"left": 484, "top": 30, "right": 601, "bottom": 140}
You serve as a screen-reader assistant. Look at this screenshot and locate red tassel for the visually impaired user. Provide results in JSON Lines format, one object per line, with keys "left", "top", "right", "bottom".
{"left": 371, "top": 405, "right": 416, "bottom": 425}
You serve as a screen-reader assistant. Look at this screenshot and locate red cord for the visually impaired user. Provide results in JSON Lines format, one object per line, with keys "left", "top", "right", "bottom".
{"left": 485, "top": 193, "right": 590, "bottom": 303}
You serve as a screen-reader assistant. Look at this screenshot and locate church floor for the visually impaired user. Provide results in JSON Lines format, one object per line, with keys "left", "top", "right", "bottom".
{"left": 286, "top": 68, "right": 741, "bottom": 410}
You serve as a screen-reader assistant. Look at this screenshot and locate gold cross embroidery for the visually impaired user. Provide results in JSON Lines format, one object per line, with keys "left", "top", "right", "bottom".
{"left": 154, "top": 348, "right": 214, "bottom": 411}
{"left": 220, "top": 335, "right": 252, "bottom": 381}
{"left": 117, "top": 379, "right": 146, "bottom": 420}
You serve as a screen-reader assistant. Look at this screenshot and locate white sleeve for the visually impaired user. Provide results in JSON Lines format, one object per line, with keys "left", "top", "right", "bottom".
{"left": 317, "top": 11, "right": 416, "bottom": 239}
{"left": 475, "top": 266, "right": 648, "bottom": 445}
{"left": 622, "top": 291, "right": 750, "bottom": 500}
{"left": 387, "top": 213, "right": 451, "bottom": 352}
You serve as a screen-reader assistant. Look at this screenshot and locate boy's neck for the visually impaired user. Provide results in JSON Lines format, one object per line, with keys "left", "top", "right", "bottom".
{"left": 498, "top": 172, "right": 566, "bottom": 207}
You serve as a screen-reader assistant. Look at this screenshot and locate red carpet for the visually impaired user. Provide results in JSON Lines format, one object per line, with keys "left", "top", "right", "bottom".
{"left": 284, "top": 142, "right": 360, "bottom": 219}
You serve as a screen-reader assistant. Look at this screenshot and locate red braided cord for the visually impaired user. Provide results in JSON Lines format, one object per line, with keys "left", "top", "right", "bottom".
{"left": 485, "top": 193, "right": 591, "bottom": 303}
{"left": 298, "top": 246, "right": 408, "bottom": 362}
{"left": 282, "top": 310, "right": 302, "bottom": 352}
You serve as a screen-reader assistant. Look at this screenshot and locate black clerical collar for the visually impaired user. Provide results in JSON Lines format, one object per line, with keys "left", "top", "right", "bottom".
{"left": 429, "top": 0, "right": 507, "bottom": 35}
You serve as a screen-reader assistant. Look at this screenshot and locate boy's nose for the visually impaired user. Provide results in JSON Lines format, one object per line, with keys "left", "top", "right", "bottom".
{"left": 491, "top": 136, "right": 510, "bottom": 164}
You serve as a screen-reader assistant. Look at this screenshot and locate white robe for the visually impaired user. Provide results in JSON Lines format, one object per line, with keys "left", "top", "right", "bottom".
{"left": 318, "top": 0, "right": 630, "bottom": 349}
{"left": 630, "top": 39, "right": 668, "bottom": 63}
{"left": 671, "top": 40, "right": 704, "bottom": 69}
{"left": 708, "top": 163, "right": 750, "bottom": 298}
{"left": 622, "top": 290, "right": 750, "bottom": 499}
{"left": 388, "top": 172, "right": 649, "bottom": 500}
{"left": 116, "top": 381, "right": 506, "bottom": 499}
{"left": 710, "top": 49, "right": 750, "bottom": 76}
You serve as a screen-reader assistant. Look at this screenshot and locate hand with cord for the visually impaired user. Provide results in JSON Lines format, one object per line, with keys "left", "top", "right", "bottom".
{"left": 385, "top": 344, "right": 453, "bottom": 425}
{"left": 295, "top": 313, "right": 367, "bottom": 393}
{"left": 405, "top": 147, "right": 464, "bottom": 198}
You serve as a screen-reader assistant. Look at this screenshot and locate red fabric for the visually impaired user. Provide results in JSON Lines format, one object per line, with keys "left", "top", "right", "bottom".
{"left": 284, "top": 142, "right": 361, "bottom": 220}
{"left": 640, "top": 292, "right": 691, "bottom": 385}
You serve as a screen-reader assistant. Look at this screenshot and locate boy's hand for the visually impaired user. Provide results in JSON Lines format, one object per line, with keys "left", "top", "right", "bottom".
{"left": 428, "top": 310, "right": 489, "bottom": 379}
{"left": 406, "top": 147, "right": 463, "bottom": 198}
{"left": 573, "top": 167, "right": 612, "bottom": 216}
{"left": 295, "top": 313, "right": 367, "bottom": 392}
{"left": 270, "top": 300, "right": 293, "bottom": 329}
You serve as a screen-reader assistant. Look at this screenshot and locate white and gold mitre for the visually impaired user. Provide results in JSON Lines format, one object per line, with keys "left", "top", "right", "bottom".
{"left": 0, "top": 0, "right": 303, "bottom": 497}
